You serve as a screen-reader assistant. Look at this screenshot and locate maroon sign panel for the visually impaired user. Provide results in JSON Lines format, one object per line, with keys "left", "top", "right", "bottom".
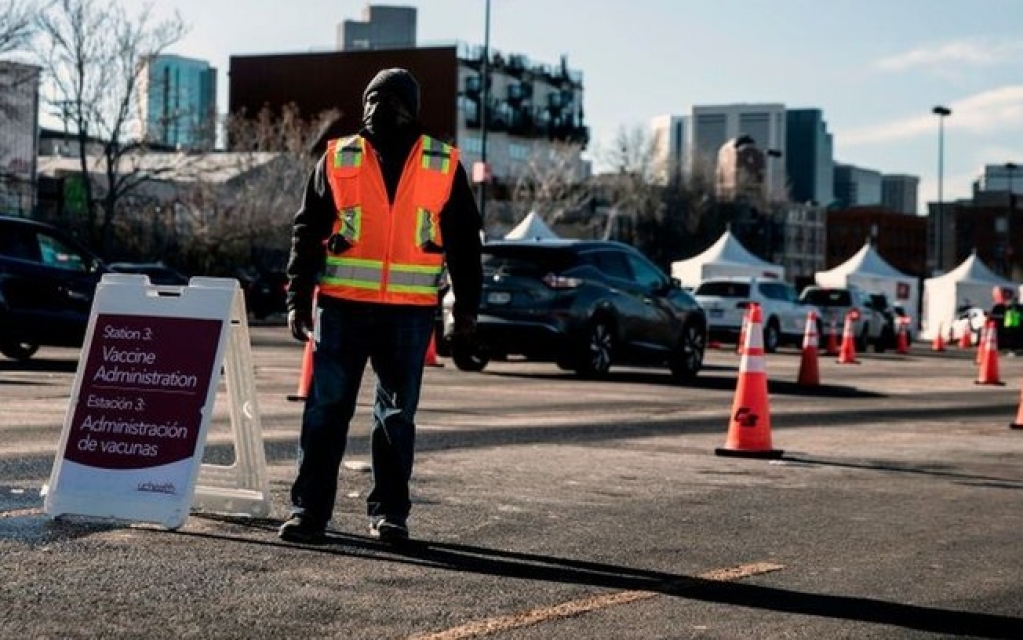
{"left": 63, "top": 314, "right": 223, "bottom": 470}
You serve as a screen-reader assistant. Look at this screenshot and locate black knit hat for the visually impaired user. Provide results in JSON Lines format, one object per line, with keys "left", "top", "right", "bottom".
{"left": 363, "top": 68, "right": 420, "bottom": 117}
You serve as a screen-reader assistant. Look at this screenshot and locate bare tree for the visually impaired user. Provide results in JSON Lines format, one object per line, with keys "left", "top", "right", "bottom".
{"left": 596, "top": 125, "right": 664, "bottom": 245}
{"left": 0, "top": 0, "right": 35, "bottom": 55}
{"left": 34, "top": 0, "right": 186, "bottom": 252}
{"left": 508, "top": 140, "right": 589, "bottom": 228}
{"left": 163, "top": 104, "right": 339, "bottom": 277}
{"left": 596, "top": 125, "right": 722, "bottom": 268}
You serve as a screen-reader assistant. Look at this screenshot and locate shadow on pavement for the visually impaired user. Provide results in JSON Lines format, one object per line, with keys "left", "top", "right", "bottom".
{"left": 782, "top": 455, "right": 1023, "bottom": 488}
{"left": 181, "top": 514, "right": 1023, "bottom": 639}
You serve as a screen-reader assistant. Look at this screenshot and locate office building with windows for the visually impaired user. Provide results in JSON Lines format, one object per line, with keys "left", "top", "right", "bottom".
{"left": 229, "top": 38, "right": 588, "bottom": 197}
{"left": 0, "top": 61, "right": 40, "bottom": 215}
{"left": 785, "top": 108, "right": 834, "bottom": 206}
{"left": 139, "top": 54, "right": 218, "bottom": 150}
{"left": 834, "top": 163, "right": 882, "bottom": 207}
{"left": 881, "top": 174, "right": 919, "bottom": 214}
{"left": 339, "top": 4, "right": 417, "bottom": 50}
{"left": 690, "top": 104, "right": 787, "bottom": 201}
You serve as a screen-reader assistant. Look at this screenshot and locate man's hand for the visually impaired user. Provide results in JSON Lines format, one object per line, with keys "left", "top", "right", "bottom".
{"left": 451, "top": 312, "right": 478, "bottom": 349}
{"left": 288, "top": 308, "right": 314, "bottom": 342}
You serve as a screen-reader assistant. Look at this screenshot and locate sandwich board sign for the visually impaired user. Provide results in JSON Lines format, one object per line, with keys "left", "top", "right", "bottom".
{"left": 44, "top": 274, "right": 270, "bottom": 529}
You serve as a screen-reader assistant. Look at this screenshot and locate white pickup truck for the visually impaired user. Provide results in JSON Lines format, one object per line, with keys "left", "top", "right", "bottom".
{"left": 693, "top": 276, "right": 820, "bottom": 352}
{"left": 798, "top": 285, "right": 887, "bottom": 352}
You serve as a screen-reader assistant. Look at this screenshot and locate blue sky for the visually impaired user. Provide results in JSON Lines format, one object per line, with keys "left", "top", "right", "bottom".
{"left": 138, "top": 0, "right": 1021, "bottom": 212}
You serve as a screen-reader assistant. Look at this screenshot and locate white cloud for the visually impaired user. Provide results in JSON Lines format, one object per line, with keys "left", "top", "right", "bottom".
{"left": 876, "top": 39, "right": 1023, "bottom": 72}
{"left": 840, "top": 85, "right": 1023, "bottom": 147}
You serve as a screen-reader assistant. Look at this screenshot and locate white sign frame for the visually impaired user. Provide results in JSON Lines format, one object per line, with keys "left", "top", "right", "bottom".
{"left": 43, "top": 274, "right": 261, "bottom": 529}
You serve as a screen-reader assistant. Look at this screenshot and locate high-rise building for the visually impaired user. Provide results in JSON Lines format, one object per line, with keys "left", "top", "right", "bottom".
{"left": 339, "top": 4, "right": 417, "bottom": 50}
{"left": 715, "top": 135, "right": 766, "bottom": 201}
{"left": 0, "top": 61, "right": 40, "bottom": 215}
{"left": 140, "top": 54, "right": 217, "bottom": 150}
{"left": 975, "top": 163, "right": 1022, "bottom": 194}
{"left": 688, "top": 104, "right": 787, "bottom": 201}
{"left": 833, "top": 163, "right": 882, "bottom": 207}
{"left": 649, "top": 114, "right": 686, "bottom": 184}
{"left": 785, "top": 109, "right": 834, "bottom": 206}
{"left": 881, "top": 174, "right": 919, "bottom": 214}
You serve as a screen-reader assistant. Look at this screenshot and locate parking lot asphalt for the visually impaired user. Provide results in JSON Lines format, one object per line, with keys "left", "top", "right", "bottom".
{"left": 2, "top": 327, "right": 1023, "bottom": 639}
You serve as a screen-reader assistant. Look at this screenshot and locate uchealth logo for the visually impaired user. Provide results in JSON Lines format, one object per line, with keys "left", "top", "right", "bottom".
{"left": 733, "top": 407, "right": 759, "bottom": 427}
{"left": 137, "top": 481, "right": 177, "bottom": 495}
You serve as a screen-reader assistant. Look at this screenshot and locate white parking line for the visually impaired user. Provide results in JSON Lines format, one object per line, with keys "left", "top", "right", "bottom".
{"left": 408, "top": 561, "right": 785, "bottom": 640}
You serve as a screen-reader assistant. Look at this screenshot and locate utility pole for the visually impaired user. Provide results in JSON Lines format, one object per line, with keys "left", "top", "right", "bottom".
{"left": 478, "top": 0, "right": 491, "bottom": 223}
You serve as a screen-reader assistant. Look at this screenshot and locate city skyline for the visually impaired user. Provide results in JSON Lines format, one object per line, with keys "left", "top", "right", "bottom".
{"left": 46, "top": 0, "right": 1023, "bottom": 214}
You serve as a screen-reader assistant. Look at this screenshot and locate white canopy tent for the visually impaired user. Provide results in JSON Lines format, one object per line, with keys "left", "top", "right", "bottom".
{"left": 503, "top": 211, "right": 559, "bottom": 241}
{"left": 670, "top": 230, "right": 785, "bottom": 289}
{"left": 814, "top": 241, "right": 920, "bottom": 327}
{"left": 921, "top": 252, "right": 1016, "bottom": 340}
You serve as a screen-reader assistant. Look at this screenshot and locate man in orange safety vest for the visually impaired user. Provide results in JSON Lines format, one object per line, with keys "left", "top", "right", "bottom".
{"left": 280, "top": 68, "right": 483, "bottom": 544}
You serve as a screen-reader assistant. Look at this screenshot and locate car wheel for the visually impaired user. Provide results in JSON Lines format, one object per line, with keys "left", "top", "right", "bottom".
{"left": 763, "top": 319, "right": 780, "bottom": 353}
{"left": 451, "top": 341, "right": 489, "bottom": 372}
{"left": 574, "top": 319, "right": 613, "bottom": 378}
{"left": 1, "top": 340, "right": 39, "bottom": 361}
{"left": 856, "top": 324, "right": 870, "bottom": 352}
{"left": 875, "top": 326, "right": 893, "bottom": 353}
{"left": 670, "top": 322, "right": 705, "bottom": 382}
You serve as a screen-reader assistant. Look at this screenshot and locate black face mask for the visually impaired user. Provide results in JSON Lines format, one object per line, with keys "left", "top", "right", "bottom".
{"left": 362, "top": 91, "right": 414, "bottom": 137}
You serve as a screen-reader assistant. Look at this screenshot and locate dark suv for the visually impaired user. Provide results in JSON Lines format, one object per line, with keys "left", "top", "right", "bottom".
{"left": 444, "top": 239, "right": 707, "bottom": 381}
{"left": 0, "top": 216, "right": 107, "bottom": 360}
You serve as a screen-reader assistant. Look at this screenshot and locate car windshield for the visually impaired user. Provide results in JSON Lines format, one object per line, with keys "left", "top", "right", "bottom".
{"left": 694, "top": 281, "right": 750, "bottom": 297}
{"left": 482, "top": 246, "right": 575, "bottom": 277}
{"left": 800, "top": 289, "right": 851, "bottom": 306}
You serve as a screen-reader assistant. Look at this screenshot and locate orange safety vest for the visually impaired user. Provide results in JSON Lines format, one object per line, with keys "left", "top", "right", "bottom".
{"left": 319, "top": 134, "right": 459, "bottom": 306}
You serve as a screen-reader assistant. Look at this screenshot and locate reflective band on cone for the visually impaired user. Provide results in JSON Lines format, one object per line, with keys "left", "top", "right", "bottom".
{"left": 975, "top": 319, "right": 1004, "bottom": 386}
{"left": 796, "top": 310, "right": 820, "bottom": 387}
{"left": 836, "top": 311, "right": 860, "bottom": 364}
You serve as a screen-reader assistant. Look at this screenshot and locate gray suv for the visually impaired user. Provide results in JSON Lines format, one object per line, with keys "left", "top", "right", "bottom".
{"left": 444, "top": 239, "right": 708, "bottom": 382}
{"left": 0, "top": 216, "right": 107, "bottom": 360}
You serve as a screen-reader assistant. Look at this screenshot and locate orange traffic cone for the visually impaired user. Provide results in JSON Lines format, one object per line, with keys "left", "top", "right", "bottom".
{"left": 975, "top": 319, "right": 1004, "bottom": 386}
{"left": 975, "top": 324, "right": 987, "bottom": 365}
{"left": 931, "top": 323, "right": 946, "bottom": 352}
{"left": 735, "top": 306, "right": 749, "bottom": 354}
{"left": 425, "top": 332, "right": 443, "bottom": 367}
{"left": 825, "top": 319, "right": 840, "bottom": 356}
{"left": 836, "top": 311, "right": 860, "bottom": 364}
{"left": 287, "top": 338, "right": 314, "bottom": 402}
{"left": 958, "top": 325, "right": 972, "bottom": 348}
{"left": 1010, "top": 381, "right": 1023, "bottom": 429}
{"left": 895, "top": 318, "right": 910, "bottom": 354}
{"left": 715, "top": 304, "right": 783, "bottom": 459}
{"left": 796, "top": 310, "right": 820, "bottom": 387}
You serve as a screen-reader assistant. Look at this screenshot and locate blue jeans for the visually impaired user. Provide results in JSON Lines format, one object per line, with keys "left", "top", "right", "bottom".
{"left": 289, "top": 299, "right": 435, "bottom": 526}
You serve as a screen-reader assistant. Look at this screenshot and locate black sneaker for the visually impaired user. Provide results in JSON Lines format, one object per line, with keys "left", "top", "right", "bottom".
{"left": 278, "top": 515, "right": 326, "bottom": 544}
{"left": 369, "top": 517, "right": 409, "bottom": 542}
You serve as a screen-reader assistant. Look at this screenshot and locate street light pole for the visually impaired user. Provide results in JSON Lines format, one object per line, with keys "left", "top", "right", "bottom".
{"left": 932, "top": 105, "right": 951, "bottom": 273}
{"left": 1008, "top": 161, "right": 1018, "bottom": 279}
{"left": 478, "top": 0, "right": 491, "bottom": 223}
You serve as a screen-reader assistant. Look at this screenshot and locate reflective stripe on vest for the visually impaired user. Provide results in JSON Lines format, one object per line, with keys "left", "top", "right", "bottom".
{"left": 388, "top": 263, "right": 444, "bottom": 294}
{"left": 416, "top": 207, "right": 437, "bottom": 248}
{"left": 322, "top": 258, "right": 443, "bottom": 294}
{"left": 322, "top": 257, "right": 383, "bottom": 291}
{"left": 333, "top": 140, "right": 362, "bottom": 168}
{"left": 340, "top": 206, "right": 362, "bottom": 243}
{"left": 421, "top": 137, "right": 453, "bottom": 174}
